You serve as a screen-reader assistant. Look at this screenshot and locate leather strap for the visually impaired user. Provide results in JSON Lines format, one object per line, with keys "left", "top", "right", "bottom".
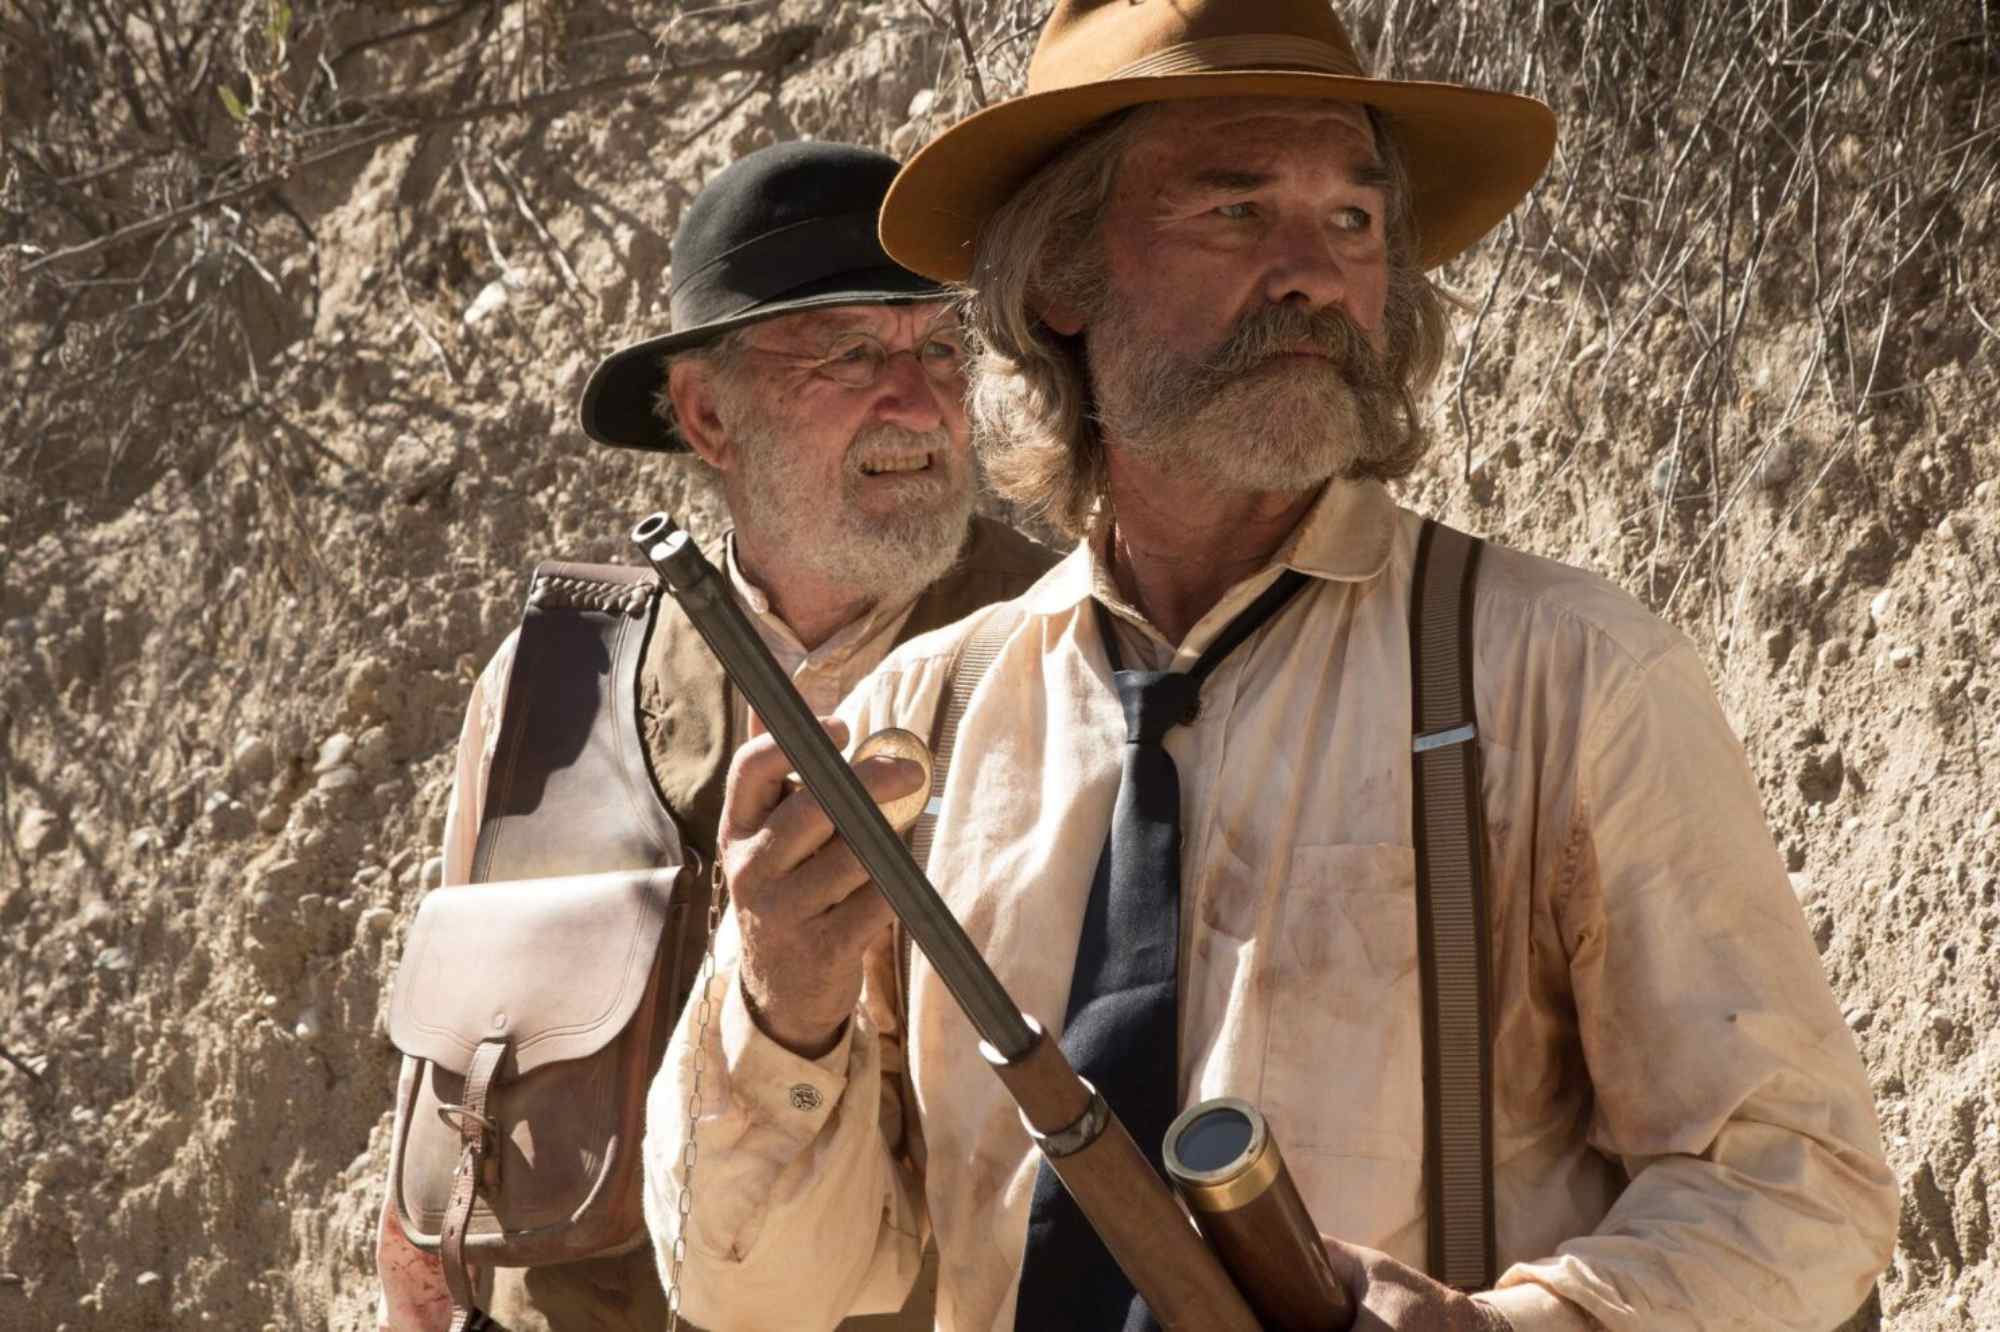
{"left": 901, "top": 602, "right": 1028, "bottom": 1016}
{"left": 1409, "top": 520, "right": 1496, "bottom": 1291}
{"left": 441, "top": 1038, "right": 508, "bottom": 1329}
{"left": 910, "top": 602, "right": 1026, "bottom": 870}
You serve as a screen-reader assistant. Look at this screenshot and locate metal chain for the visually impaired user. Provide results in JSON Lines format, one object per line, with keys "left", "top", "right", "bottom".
{"left": 665, "top": 861, "right": 727, "bottom": 1332}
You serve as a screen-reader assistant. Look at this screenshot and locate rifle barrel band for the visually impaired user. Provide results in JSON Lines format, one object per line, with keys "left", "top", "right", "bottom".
{"left": 1023, "top": 1086, "right": 1110, "bottom": 1158}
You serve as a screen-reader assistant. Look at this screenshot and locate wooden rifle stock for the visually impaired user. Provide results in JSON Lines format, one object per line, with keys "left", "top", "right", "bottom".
{"left": 634, "top": 513, "right": 1343, "bottom": 1330}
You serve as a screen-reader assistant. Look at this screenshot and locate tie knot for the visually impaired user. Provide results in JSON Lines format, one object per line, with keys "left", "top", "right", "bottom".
{"left": 1114, "top": 670, "right": 1200, "bottom": 746}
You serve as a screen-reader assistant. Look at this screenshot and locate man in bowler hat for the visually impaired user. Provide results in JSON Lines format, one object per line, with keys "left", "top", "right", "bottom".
{"left": 374, "top": 140, "right": 1054, "bottom": 1331}
{"left": 650, "top": 3, "right": 1899, "bottom": 1330}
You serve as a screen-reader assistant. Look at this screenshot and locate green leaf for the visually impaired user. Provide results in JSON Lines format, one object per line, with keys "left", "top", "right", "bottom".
{"left": 267, "top": 0, "right": 292, "bottom": 49}
{"left": 218, "top": 86, "right": 248, "bottom": 122}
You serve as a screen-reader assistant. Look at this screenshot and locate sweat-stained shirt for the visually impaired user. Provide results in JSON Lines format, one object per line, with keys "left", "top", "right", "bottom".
{"left": 641, "top": 478, "right": 1898, "bottom": 1332}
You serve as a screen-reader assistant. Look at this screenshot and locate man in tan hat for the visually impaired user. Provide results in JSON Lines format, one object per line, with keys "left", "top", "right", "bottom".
{"left": 646, "top": 5, "right": 1898, "bottom": 1331}
{"left": 373, "top": 141, "right": 1053, "bottom": 1331}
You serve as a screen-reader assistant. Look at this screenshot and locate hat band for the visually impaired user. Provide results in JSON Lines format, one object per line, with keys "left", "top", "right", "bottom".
{"left": 669, "top": 209, "right": 888, "bottom": 330}
{"left": 1102, "top": 34, "right": 1366, "bottom": 82}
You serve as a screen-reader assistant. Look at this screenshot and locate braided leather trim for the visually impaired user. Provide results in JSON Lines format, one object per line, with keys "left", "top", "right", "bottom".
{"left": 528, "top": 573, "right": 654, "bottom": 617}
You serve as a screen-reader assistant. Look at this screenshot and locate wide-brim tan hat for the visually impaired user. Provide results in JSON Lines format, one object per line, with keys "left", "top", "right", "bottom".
{"left": 881, "top": 0, "right": 1556, "bottom": 282}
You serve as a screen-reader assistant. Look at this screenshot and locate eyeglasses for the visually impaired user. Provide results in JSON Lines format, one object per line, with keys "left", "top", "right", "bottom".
{"left": 747, "top": 324, "right": 970, "bottom": 390}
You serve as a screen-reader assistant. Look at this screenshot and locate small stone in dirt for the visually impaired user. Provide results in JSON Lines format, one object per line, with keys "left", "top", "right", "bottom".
{"left": 463, "top": 277, "right": 515, "bottom": 327}
{"left": 1753, "top": 437, "right": 1799, "bottom": 489}
{"left": 355, "top": 725, "right": 393, "bottom": 772}
{"left": 204, "top": 792, "right": 255, "bottom": 839}
{"left": 314, "top": 734, "right": 355, "bottom": 774}
{"left": 907, "top": 88, "right": 935, "bottom": 118}
{"left": 230, "top": 734, "right": 276, "bottom": 786}
{"left": 256, "top": 803, "right": 288, "bottom": 834}
{"left": 1869, "top": 589, "right": 1896, "bottom": 630}
{"left": 1649, "top": 453, "right": 1677, "bottom": 497}
{"left": 1818, "top": 638, "right": 1852, "bottom": 668}
{"left": 136, "top": 1272, "right": 162, "bottom": 1288}
{"left": 337, "top": 897, "right": 358, "bottom": 914}
{"left": 1888, "top": 645, "right": 1918, "bottom": 669}
{"left": 422, "top": 856, "right": 444, "bottom": 889}
{"left": 94, "top": 946, "right": 132, "bottom": 972}
{"left": 315, "top": 765, "right": 363, "bottom": 793}
{"left": 1763, "top": 626, "right": 1794, "bottom": 668}
{"left": 17, "top": 807, "right": 64, "bottom": 857}
{"left": 294, "top": 1008, "right": 322, "bottom": 1042}
{"left": 360, "top": 907, "right": 395, "bottom": 933}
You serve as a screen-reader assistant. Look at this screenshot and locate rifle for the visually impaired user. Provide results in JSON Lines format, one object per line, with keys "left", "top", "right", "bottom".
{"left": 635, "top": 513, "right": 1354, "bottom": 1331}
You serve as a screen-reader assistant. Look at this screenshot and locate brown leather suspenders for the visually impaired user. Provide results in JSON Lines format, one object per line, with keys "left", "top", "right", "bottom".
{"left": 1409, "top": 519, "right": 1497, "bottom": 1291}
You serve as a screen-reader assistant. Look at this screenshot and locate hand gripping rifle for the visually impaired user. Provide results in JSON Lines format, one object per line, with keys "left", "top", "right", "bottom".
{"left": 635, "top": 513, "right": 1355, "bottom": 1331}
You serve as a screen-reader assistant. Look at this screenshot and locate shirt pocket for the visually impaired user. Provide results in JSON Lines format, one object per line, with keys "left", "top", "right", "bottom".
{"left": 1259, "top": 842, "right": 1426, "bottom": 1252}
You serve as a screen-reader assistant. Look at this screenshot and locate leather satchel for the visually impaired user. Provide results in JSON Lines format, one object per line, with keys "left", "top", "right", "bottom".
{"left": 385, "top": 866, "right": 697, "bottom": 1272}
{"left": 383, "top": 562, "right": 708, "bottom": 1322}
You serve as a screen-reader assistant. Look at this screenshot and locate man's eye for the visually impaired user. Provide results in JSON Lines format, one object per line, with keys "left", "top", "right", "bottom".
{"left": 830, "top": 342, "right": 877, "bottom": 363}
{"left": 921, "top": 337, "right": 965, "bottom": 363}
{"left": 1213, "top": 202, "right": 1256, "bottom": 220}
{"left": 1335, "top": 206, "right": 1373, "bottom": 232}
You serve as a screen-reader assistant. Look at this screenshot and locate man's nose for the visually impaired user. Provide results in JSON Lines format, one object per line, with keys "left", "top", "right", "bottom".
{"left": 868, "top": 350, "right": 950, "bottom": 431}
{"left": 1261, "top": 214, "right": 1348, "bottom": 312}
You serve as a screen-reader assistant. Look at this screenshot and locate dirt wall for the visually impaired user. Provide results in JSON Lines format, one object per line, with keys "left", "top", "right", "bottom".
{"left": 2, "top": 2, "right": 1994, "bottom": 1328}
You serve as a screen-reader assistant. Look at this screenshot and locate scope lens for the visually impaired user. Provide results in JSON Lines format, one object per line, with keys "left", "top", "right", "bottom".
{"left": 1175, "top": 1106, "right": 1255, "bottom": 1173}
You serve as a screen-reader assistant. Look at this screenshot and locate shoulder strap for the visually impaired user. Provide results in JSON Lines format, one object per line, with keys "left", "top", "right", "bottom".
{"left": 1408, "top": 519, "right": 1497, "bottom": 1292}
{"left": 910, "top": 601, "right": 1027, "bottom": 869}
{"left": 473, "top": 561, "right": 684, "bottom": 882}
{"left": 896, "top": 600, "right": 1028, "bottom": 1018}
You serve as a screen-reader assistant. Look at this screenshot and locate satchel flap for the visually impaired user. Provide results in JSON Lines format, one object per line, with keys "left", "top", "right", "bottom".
{"left": 388, "top": 867, "right": 680, "bottom": 1077}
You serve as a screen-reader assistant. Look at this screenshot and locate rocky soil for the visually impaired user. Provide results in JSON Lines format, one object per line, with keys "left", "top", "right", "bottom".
{"left": 2, "top": 2, "right": 1994, "bottom": 1329}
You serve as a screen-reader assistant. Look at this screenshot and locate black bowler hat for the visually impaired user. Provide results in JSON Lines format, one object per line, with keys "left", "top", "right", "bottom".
{"left": 578, "top": 141, "right": 946, "bottom": 452}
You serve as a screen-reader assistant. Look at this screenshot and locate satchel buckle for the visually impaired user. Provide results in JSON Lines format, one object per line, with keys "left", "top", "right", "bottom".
{"left": 437, "top": 1102, "right": 498, "bottom": 1144}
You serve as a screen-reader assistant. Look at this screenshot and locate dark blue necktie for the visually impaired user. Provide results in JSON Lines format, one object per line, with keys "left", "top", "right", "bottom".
{"left": 1015, "top": 569, "right": 1310, "bottom": 1331}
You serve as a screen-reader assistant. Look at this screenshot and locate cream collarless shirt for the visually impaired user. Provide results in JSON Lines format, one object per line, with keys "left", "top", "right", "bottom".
{"left": 644, "top": 481, "right": 1897, "bottom": 1332}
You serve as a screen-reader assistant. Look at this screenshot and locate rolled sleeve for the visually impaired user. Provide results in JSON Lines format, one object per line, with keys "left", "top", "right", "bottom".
{"left": 1506, "top": 643, "right": 1898, "bottom": 1329}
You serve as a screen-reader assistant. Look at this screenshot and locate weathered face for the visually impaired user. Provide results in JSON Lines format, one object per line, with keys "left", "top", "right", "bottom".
{"left": 683, "top": 300, "right": 977, "bottom": 597}
{"left": 1070, "top": 99, "right": 1402, "bottom": 493}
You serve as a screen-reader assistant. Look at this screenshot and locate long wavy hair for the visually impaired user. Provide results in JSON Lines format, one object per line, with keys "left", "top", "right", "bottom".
{"left": 959, "top": 102, "right": 1453, "bottom": 539}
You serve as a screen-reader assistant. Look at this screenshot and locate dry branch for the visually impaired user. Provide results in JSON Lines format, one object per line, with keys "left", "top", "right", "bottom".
{"left": 22, "top": 31, "right": 817, "bottom": 277}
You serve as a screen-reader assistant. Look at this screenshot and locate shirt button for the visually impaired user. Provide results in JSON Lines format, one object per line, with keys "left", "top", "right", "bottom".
{"left": 789, "top": 1083, "right": 824, "bottom": 1112}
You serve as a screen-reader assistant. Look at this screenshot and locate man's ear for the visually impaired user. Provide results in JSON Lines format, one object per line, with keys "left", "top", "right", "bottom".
{"left": 669, "top": 358, "right": 733, "bottom": 471}
{"left": 1036, "top": 291, "right": 1087, "bottom": 338}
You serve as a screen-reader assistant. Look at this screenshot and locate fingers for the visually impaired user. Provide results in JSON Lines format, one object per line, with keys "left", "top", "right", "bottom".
{"left": 722, "top": 719, "right": 929, "bottom": 880}
{"left": 723, "top": 718, "right": 850, "bottom": 840}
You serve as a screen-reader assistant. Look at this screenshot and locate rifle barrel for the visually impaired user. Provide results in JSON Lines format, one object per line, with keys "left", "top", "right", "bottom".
{"left": 634, "top": 512, "right": 1265, "bottom": 1331}
{"left": 634, "top": 514, "right": 1037, "bottom": 1057}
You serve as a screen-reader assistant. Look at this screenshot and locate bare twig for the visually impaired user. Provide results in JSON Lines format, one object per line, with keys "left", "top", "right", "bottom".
{"left": 483, "top": 147, "right": 588, "bottom": 307}
{"left": 913, "top": 0, "right": 991, "bottom": 105}
{"left": 390, "top": 207, "right": 456, "bottom": 384}
{"left": 23, "top": 36, "right": 815, "bottom": 277}
{"left": 0, "top": 1043, "right": 46, "bottom": 1089}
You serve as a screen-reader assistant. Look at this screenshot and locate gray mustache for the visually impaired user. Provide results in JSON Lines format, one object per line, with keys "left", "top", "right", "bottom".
{"left": 1197, "top": 306, "right": 1386, "bottom": 389}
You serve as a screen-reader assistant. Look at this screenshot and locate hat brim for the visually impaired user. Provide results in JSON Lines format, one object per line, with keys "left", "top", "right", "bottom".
{"left": 880, "top": 71, "right": 1557, "bottom": 282}
{"left": 578, "top": 267, "right": 943, "bottom": 453}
